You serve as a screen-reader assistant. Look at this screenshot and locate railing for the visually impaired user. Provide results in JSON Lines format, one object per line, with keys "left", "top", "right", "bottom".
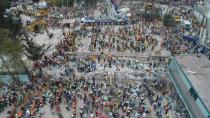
{"left": 168, "top": 60, "right": 195, "bottom": 118}
{"left": 168, "top": 57, "right": 210, "bottom": 118}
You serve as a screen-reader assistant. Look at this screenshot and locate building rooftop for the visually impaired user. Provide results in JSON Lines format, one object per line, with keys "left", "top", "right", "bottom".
{"left": 176, "top": 55, "right": 210, "bottom": 111}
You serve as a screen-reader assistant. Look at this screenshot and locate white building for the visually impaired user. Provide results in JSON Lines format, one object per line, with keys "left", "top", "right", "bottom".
{"left": 194, "top": 0, "right": 210, "bottom": 44}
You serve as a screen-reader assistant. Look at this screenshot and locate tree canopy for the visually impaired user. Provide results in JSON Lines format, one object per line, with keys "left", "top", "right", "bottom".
{"left": 0, "top": 0, "right": 28, "bottom": 80}
{"left": 0, "top": 28, "right": 23, "bottom": 56}
{"left": 23, "top": 39, "right": 45, "bottom": 61}
{"left": 0, "top": 0, "right": 22, "bottom": 38}
{"left": 84, "top": 0, "right": 97, "bottom": 8}
{"left": 0, "top": 28, "right": 25, "bottom": 75}
{"left": 65, "top": 0, "right": 99, "bottom": 8}
{"left": 0, "top": 16, "right": 22, "bottom": 38}
{"left": 53, "top": 0, "right": 75, "bottom": 7}
{"left": 0, "top": 0, "right": 11, "bottom": 14}
{"left": 163, "top": 14, "right": 176, "bottom": 27}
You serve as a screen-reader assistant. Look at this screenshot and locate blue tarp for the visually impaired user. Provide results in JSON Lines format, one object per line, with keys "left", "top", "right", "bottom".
{"left": 19, "top": 75, "right": 29, "bottom": 83}
{"left": 182, "top": 35, "right": 198, "bottom": 44}
{"left": 85, "top": 17, "right": 95, "bottom": 20}
{"left": 0, "top": 75, "right": 29, "bottom": 84}
{"left": 0, "top": 75, "right": 12, "bottom": 84}
{"left": 100, "top": 19, "right": 115, "bottom": 23}
{"left": 200, "top": 46, "right": 210, "bottom": 53}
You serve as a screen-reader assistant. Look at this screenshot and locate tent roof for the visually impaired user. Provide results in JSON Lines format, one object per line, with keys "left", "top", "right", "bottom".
{"left": 0, "top": 75, "right": 29, "bottom": 84}
{"left": 184, "top": 20, "right": 191, "bottom": 25}
{"left": 38, "top": 1, "right": 47, "bottom": 8}
{"left": 119, "top": 7, "right": 130, "bottom": 13}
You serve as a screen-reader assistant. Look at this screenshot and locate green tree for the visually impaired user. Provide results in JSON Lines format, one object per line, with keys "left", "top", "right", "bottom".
{"left": 0, "top": 0, "right": 11, "bottom": 15}
{"left": 80, "top": 0, "right": 97, "bottom": 8}
{"left": 65, "top": 0, "right": 75, "bottom": 7}
{"left": 0, "top": 28, "right": 25, "bottom": 80}
{"left": 0, "top": 16, "right": 22, "bottom": 38}
{"left": 54, "top": 0, "right": 75, "bottom": 7}
{"left": 23, "top": 39, "right": 45, "bottom": 61}
{"left": 0, "top": 0, "right": 21, "bottom": 36}
{"left": 163, "top": 14, "right": 175, "bottom": 27}
{"left": 153, "top": 9, "right": 160, "bottom": 19}
{"left": 0, "top": 0, "right": 29, "bottom": 83}
{"left": 144, "top": 3, "right": 160, "bottom": 21}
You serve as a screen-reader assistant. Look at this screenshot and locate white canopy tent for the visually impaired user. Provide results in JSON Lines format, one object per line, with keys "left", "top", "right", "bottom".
{"left": 183, "top": 20, "right": 191, "bottom": 25}
{"left": 37, "top": 1, "right": 47, "bottom": 8}
{"left": 118, "top": 7, "right": 130, "bottom": 13}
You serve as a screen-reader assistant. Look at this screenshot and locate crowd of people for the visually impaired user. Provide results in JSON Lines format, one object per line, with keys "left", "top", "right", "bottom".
{"left": 42, "top": 1, "right": 207, "bottom": 56}
{"left": 1, "top": 0, "right": 210, "bottom": 118}
{"left": 0, "top": 53, "right": 189, "bottom": 118}
{"left": 0, "top": 23, "right": 189, "bottom": 117}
